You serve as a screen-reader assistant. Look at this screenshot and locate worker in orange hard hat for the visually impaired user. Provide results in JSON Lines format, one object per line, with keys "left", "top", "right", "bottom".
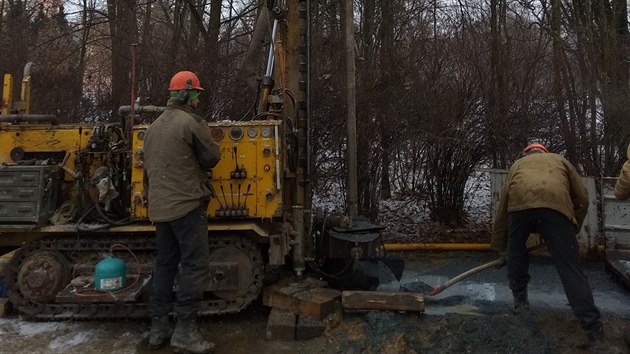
{"left": 522, "top": 143, "right": 549, "bottom": 153}
{"left": 492, "top": 144, "right": 609, "bottom": 351}
{"left": 167, "top": 70, "right": 205, "bottom": 111}
{"left": 143, "top": 70, "right": 219, "bottom": 353}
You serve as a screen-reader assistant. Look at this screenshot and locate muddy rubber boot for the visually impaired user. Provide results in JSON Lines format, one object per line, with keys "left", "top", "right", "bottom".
{"left": 512, "top": 288, "right": 530, "bottom": 314}
{"left": 171, "top": 317, "right": 215, "bottom": 353}
{"left": 623, "top": 328, "right": 630, "bottom": 348}
{"left": 587, "top": 324, "right": 623, "bottom": 354}
{"left": 149, "top": 315, "right": 172, "bottom": 350}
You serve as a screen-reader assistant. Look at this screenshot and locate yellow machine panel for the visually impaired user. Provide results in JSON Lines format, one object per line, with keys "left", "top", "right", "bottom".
{"left": 130, "top": 120, "right": 283, "bottom": 220}
{"left": 0, "top": 124, "right": 93, "bottom": 180}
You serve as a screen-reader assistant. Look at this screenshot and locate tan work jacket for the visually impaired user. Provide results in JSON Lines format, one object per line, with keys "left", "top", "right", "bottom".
{"left": 491, "top": 153, "right": 589, "bottom": 251}
{"left": 614, "top": 144, "right": 630, "bottom": 200}
{"left": 142, "top": 100, "right": 220, "bottom": 222}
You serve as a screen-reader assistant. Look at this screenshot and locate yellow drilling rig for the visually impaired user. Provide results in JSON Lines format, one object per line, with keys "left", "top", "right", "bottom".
{"left": 0, "top": 0, "right": 388, "bottom": 319}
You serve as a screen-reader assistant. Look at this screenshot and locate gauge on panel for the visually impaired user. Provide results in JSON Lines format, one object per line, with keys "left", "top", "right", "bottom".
{"left": 210, "top": 128, "right": 225, "bottom": 141}
{"left": 229, "top": 127, "right": 244, "bottom": 141}
{"left": 261, "top": 127, "right": 272, "bottom": 138}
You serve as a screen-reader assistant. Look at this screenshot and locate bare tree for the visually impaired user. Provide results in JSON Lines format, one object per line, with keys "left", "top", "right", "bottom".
{"left": 107, "top": 0, "right": 138, "bottom": 114}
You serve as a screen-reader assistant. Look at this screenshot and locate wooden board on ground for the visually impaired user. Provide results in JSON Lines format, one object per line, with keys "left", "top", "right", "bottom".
{"left": 266, "top": 308, "right": 296, "bottom": 340}
{"left": 342, "top": 291, "right": 424, "bottom": 312}
{"left": 263, "top": 278, "right": 341, "bottom": 320}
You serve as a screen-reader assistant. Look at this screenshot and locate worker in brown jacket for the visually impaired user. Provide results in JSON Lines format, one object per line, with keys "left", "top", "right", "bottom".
{"left": 491, "top": 144, "right": 604, "bottom": 348}
{"left": 143, "top": 71, "right": 220, "bottom": 353}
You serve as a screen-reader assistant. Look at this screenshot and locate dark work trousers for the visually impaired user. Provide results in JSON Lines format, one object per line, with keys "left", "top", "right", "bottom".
{"left": 507, "top": 208, "right": 601, "bottom": 331}
{"left": 150, "top": 204, "right": 210, "bottom": 320}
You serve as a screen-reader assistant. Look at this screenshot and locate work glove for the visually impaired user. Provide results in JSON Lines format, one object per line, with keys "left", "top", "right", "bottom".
{"left": 495, "top": 250, "right": 507, "bottom": 269}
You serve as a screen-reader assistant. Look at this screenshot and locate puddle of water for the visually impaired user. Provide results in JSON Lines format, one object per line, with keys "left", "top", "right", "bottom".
{"left": 424, "top": 303, "right": 482, "bottom": 316}
{"left": 400, "top": 272, "right": 449, "bottom": 289}
{"left": 465, "top": 282, "right": 496, "bottom": 301}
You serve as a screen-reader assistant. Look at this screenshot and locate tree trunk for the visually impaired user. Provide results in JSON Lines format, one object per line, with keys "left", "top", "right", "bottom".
{"left": 344, "top": 0, "right": 358, "bottom": 220}
{"left": 139, "top": 0, "right": 153, "bottom": 100}
{"left": 108, "top": 0, "right": 137, "bottom": 115}
{"left": 377, "top": 0, "right": 394, "bottom": 200}
{"left": 488, "top": 0, "right": 509, "bottom": 168}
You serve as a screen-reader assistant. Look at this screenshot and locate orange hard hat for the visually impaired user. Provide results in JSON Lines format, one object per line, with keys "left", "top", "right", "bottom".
{"left": 523, "top": 143, "right": 549, "bottom": 153}
{"left": 168, "top": 71, "right": 204, "bottom": 91}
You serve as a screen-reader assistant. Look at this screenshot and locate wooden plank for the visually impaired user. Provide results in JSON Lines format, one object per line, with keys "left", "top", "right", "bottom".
{"left": 266, "top": 308, "right": 296, "bottom": 340}
{"left": 262, "top": 284, "right": 303, "bottom": 312}
{"left": 263, "top": 284, "right": 341, "bottom": 320}
{"left": 296, "top": 315, "right": 325, "bottom": 340}
{"left": 342, "top": 291, "right": 424, "bottom": 312}
{"left": 293, "top": 287, "right": 341, "bottom": 320}
{"left": 262, "top": 277, "right": 330, "bottom": 311}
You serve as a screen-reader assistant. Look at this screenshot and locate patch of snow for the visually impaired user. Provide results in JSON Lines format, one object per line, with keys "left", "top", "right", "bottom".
{"left": 15, "top": 321, "right": 63, "bottom": 337}
{"left": 312, "top": 181, "right": 345, "bottom": 213}
{"left": 48, "top": 329, "right": 99, "bottom": 350}
{"left": 464, "top": 171, "right": 492, "bottom": 224}
{"left": 465, "top": 282, "right": 496, "bottom": 301}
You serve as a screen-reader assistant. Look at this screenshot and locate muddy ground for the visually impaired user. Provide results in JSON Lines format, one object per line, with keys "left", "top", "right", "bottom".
{"left": 0, "top": 251, "right": 629, "bottom": 354}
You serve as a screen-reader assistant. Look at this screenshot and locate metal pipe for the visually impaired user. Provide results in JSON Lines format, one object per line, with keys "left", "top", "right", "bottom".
{"left": 129, "top": 43, "right": 138, "bottom": 136}
{"left": 118, "top": 105, "right": 166, "bottom": 116}
{"left": 266, "top": 19, "right": 279, "bottom": 77}
{"left": 255, "top": 19, "right": 279, "bottom": 115}
{"left": 292, "top": 205, "right": 305, "bottom": 276}
{"left": 274, "top": 125, "right": 281, "bottom": 189}
{"left": 20, "top": 62, "right": 34, "bottom": 114}
{"left": 0, "top": 114, "right": 57, "bottom": 124}
{"left": 306, "top": 0, "right": 311, "bottom": 206}
{"left": 23, "top": 62, "right": 33, "bottom": 77}
{"left": 344, "top": 0, "right": 358, "bottom": 221}
{"left": 384, "top": 243, "right": 492, "bottom": 251}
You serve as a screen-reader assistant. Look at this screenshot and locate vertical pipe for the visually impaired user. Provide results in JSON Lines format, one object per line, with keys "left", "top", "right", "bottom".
{"left": 292, "top": 205, "right": 305, "bottom": 276}
{"left": 345, "top": 0, "right": 358, "bottom": 221}
{"left": 129, "top": 43, "right": 138, "bottom": 137}
{"left": 266, "top": 19, "right": 279, "bottom": 77}
{"left": 306, "top": 0, "right": 312, "bottom": 203}
{"left": 275, "top": 125, "right": 281, "bottom": 189}
{"left": 305, "top": 0, "right": 313, "bottom": 258}
{"left": 20, "top": 62, "right": 33, "bottom": 115}
{"left": 257, "top": 19, "right": 279, "bottom": 115}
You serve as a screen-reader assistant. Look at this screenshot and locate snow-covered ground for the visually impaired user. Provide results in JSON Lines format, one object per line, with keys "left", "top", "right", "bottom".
{"left": 313, "top": 171, "right": 493, "bottom": 243}
{"left": 0, "top": 318, "right": 138, "bottom": 353}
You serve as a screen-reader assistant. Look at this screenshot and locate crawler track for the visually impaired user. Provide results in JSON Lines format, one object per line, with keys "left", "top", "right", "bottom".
{"left": 6, "top": 234, "right": 263, "bottom": 319}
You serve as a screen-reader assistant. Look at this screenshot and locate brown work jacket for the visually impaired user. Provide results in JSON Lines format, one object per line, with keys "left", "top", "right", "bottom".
{"left": 491, "top": 152, "right": 589, "bottom": 251}
{"left": 142, "top": 100, "right": 220, "bottom": 222}
{"left": 614, "top": 144, "right": 630, "bottom": 200}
